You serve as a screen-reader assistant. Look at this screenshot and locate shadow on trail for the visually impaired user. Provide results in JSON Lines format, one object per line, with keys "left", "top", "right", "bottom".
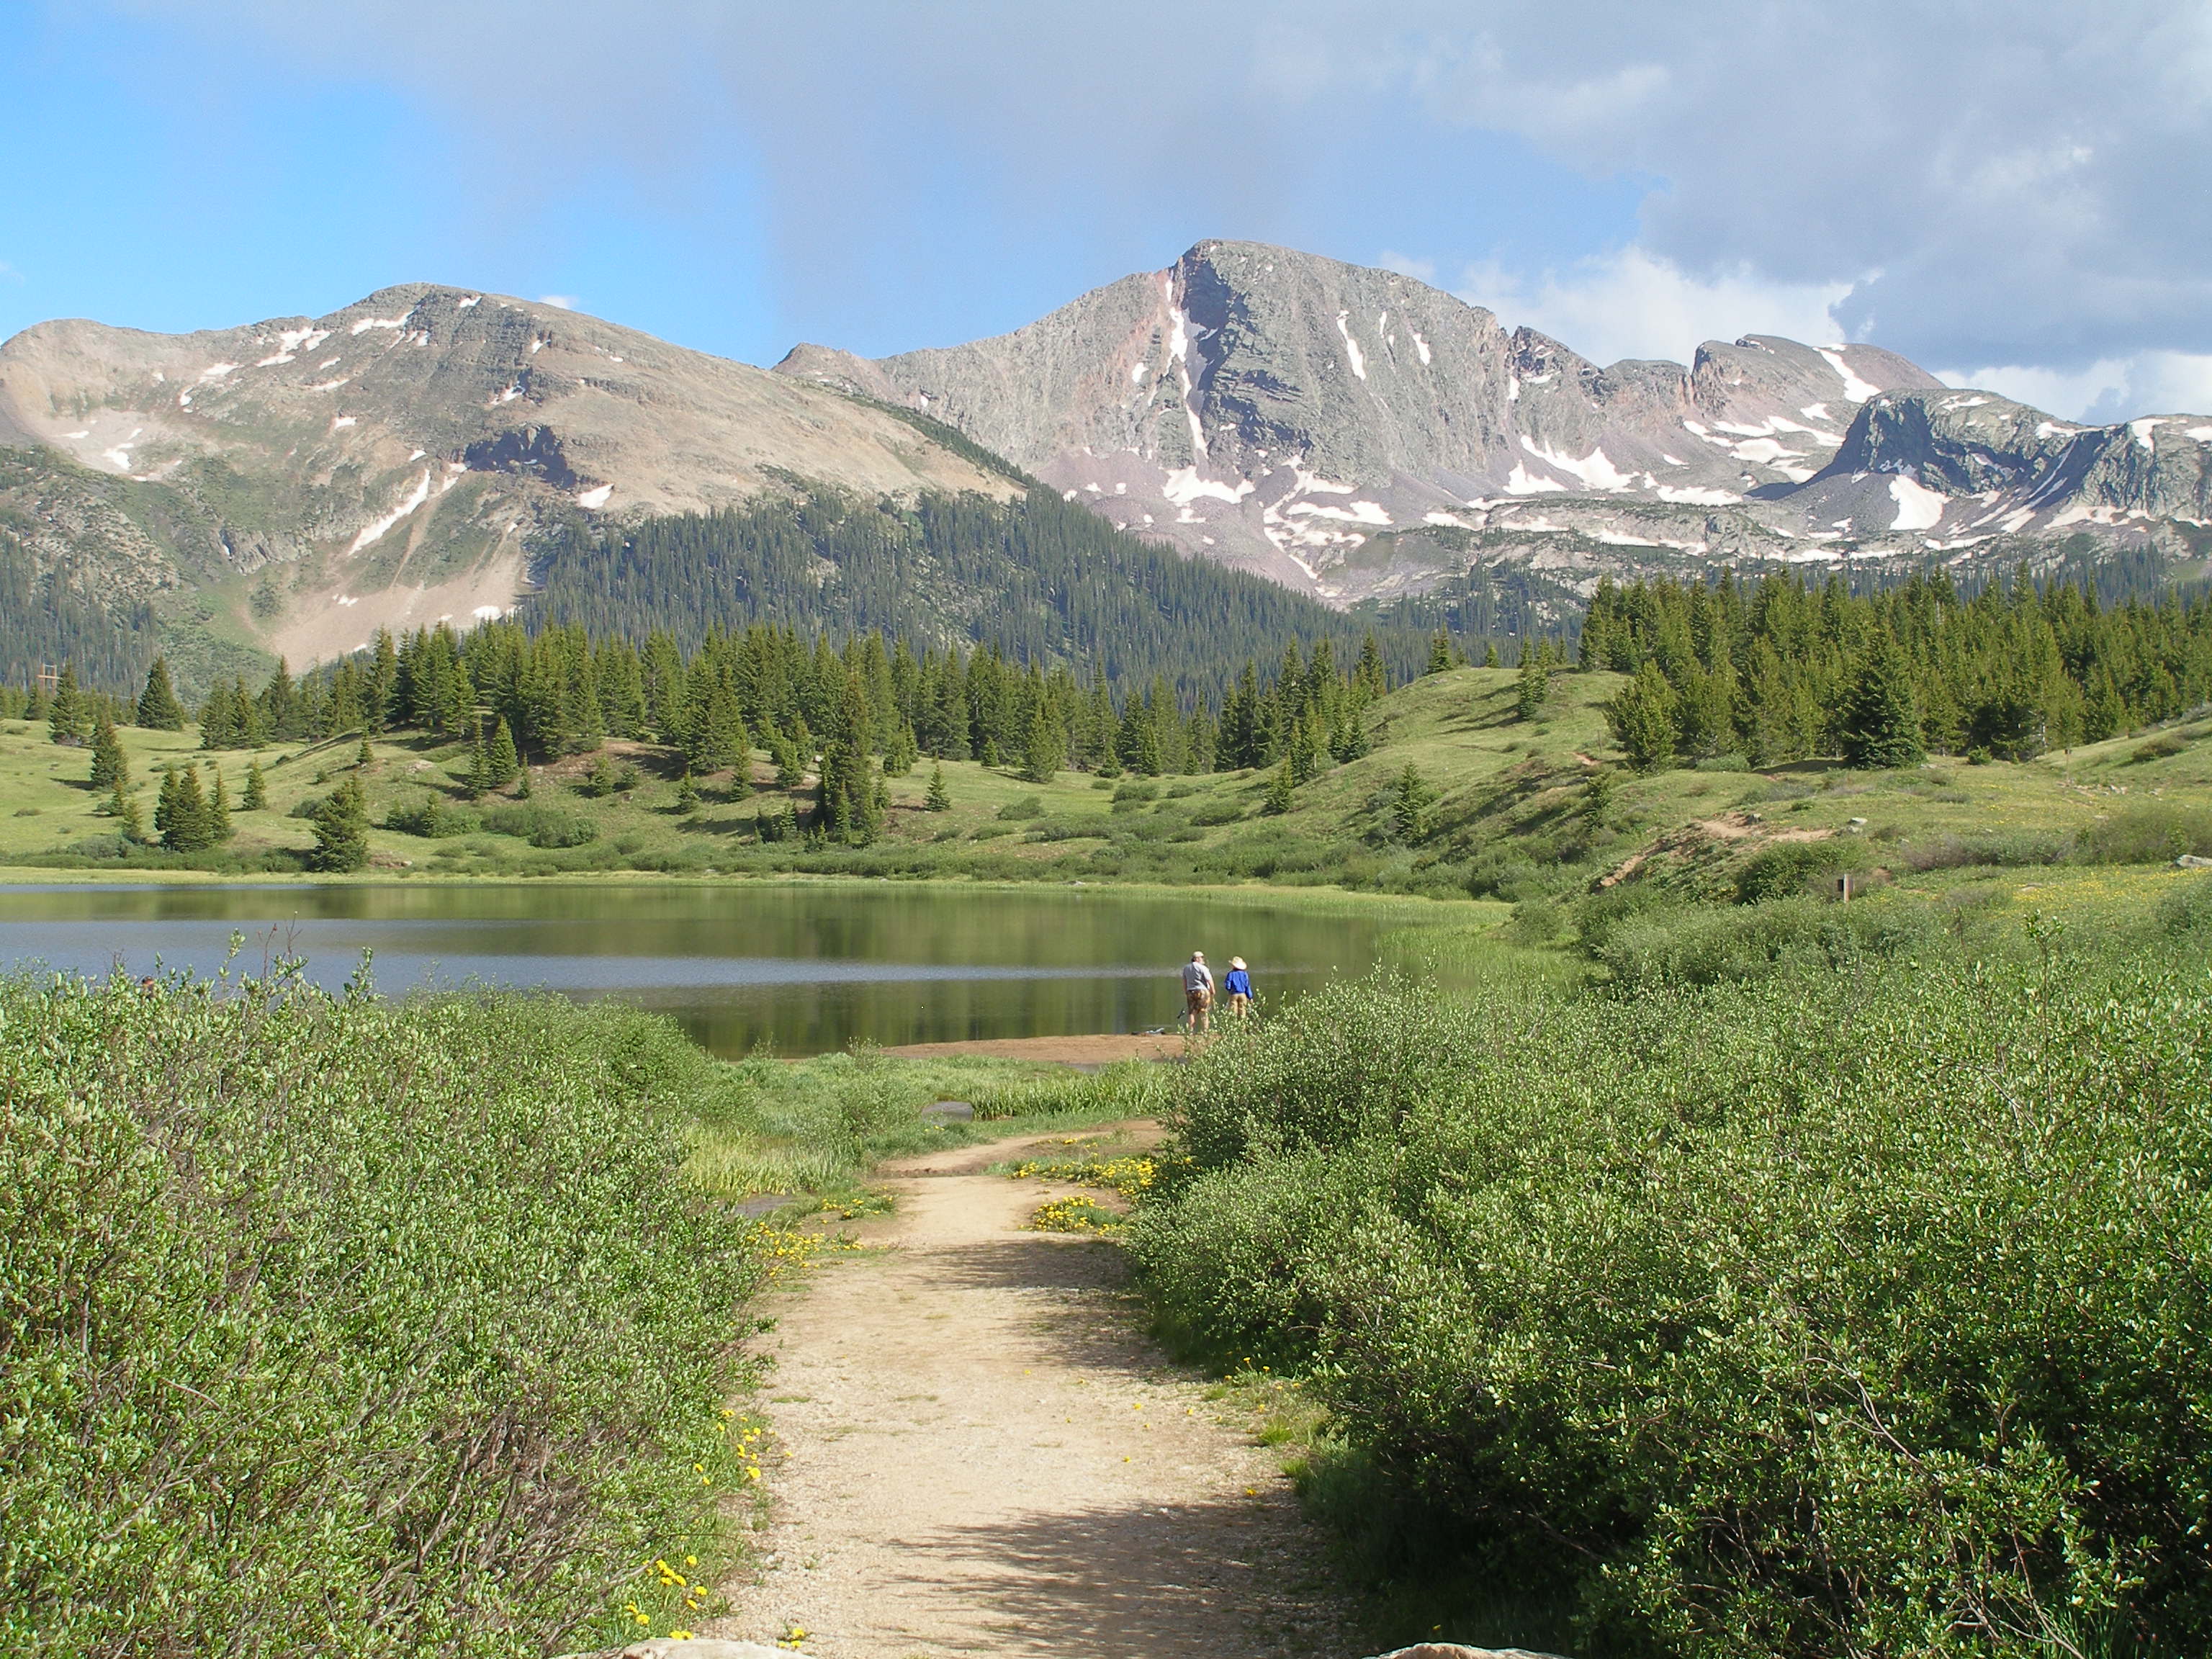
{"left": 888, "top": 1498, "right": 1345, "bottom": 1659}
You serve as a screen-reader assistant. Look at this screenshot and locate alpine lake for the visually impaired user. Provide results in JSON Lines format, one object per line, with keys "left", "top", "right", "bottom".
{"left": 0, "top": 881, "right": 1408, "bottom": 1056}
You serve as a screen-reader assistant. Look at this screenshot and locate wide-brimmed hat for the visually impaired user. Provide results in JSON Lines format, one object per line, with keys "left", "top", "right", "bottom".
{"left": 1230, "top": 957, "right": 1247, "bottom": 970}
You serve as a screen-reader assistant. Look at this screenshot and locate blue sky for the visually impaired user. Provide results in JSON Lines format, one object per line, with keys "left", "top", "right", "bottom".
{"left": 4, "top": 1, "right": 2208, "bottom": 419}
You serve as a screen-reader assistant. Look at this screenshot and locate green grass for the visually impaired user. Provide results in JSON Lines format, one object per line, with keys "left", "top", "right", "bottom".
{"left": 9, "top": 668, "right": 2212, "bottom": 905}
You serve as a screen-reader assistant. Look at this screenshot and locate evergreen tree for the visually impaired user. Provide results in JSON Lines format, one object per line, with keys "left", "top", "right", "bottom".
{"left": 674, "top": 773, "right": 701, "bottom": 814}
{"left": 1607, "top": 662, "right": 1679, "bottom": 774}
{"left": 464, "top": 723, "right": 497, "bottom": 799}
{"left": 1483, "top": 641, "right": 1501, "bottom": 670}
{"left": 770, "top": 727, "right": 806, "bottom": 789}
{"left": 925, "top": 762, "right": 951, "bottom": 811}
{"left": 89, "top": 714, "right": 127, "bottom": 791}
{"left": 815, "top": 673, "right": 884, "bottom": 845}
{"left": 156, "top": 765, "right": 215, "bottom": 853}
{"left": 1838, "top": 634, "right": 1927, "bottom": 769}
{"left": 1514, "top": 652, "right": 1550, "bottom": 721}
{"left": 243, "top": 757, "right": 269, "bottom": 811}
{"left": 884, "top": 722, "right": 920, "bottom": 778}
{"left": 1386, "top": 763, "right": 1437, "bottom": 842}
{"left": 1425, "top": 631, "right": 1453, "bottom": 675}
{"left": 487, "top": 716, "right": 522, "bottom": 788}
{"left": 1262, "top": 758, "right": 1295, "bottom": 815}
{"left": 1286, "top": 709, "right": 1323, "bottom": 785}
{"left": 107, "top": 776, "right": 146, "bottom": 842}
{"left": 136, "top": 657, "right": 185, "bottom": 729}
{"left": 1020, "top": 701, "right": 1065, "bottom": 783}
{"left": 310, "top": 776, "right": 371, "bottom": 872}
{"left": 356, "top": 735, "right": 374, "bottom": 769}
{"left": 208, "top": 772, "right": 233, "bottom": 841}
{"left": 48, "top": 665, "right": 89, "bottom": 747}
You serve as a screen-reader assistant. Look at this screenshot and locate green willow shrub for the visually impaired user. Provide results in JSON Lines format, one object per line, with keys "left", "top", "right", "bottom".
{"left": 1131, "top": 961, "right": 2212, "bottom": 1658}
{"left": 1594, "top": 895, "right": 1936, "bottom": 989}
{"left": 0, "top": 974, "right": 763, "bottom": 1658}
{"left": 2074, "top": 801, "right": 2212, "bottom": 863}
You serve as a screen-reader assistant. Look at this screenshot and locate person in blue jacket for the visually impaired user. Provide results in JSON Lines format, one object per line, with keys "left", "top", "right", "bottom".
{"left": 1223, "top": 956, "right": 1254, "bottom": 1019}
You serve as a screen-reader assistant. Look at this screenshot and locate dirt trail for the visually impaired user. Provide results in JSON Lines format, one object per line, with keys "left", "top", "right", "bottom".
{"left": 706, "top": 1128, "right": 1353, "bottom": 1659}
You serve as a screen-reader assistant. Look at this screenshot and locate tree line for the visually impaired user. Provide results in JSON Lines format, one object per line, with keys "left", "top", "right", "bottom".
{"left": 1583, "top": 567, "right": 2212, "bottom": 770}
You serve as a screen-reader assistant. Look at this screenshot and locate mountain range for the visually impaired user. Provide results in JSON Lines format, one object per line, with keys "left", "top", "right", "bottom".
{"left": 4, "top": 240, "right": 2208, "bottom": 688}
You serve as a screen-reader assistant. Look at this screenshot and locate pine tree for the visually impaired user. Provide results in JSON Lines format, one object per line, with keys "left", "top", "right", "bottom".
{"left": 1425, "top": 631, "right": 1453, "bottom": 675}
{"left": 884, "top": 722, "right": 920, "bottom": 778}
{"left": 156, "top": 765, "right": 215, "bottom": 853}
{"left": 1606, "top": 662, "right": 1679, "bottom": 774}
{"left": 136, "top": 657, "right": 186, "bottom": 730}
{"left": 675, "top": 773, "right": 701, "bottom": 814}
{"left": 89, "top": 714, "right": 127, "bottom": 791}
{"left": 208, "top": 772, "right": 233, "bottom": 841}
{"left": 310, "top": 776, "right": 371, "bottom": 872}
{"left": 770, "top": 727, "right": 806, "bottom": 789}
{"left": 465, "top": 723, "right": 495, "bottom": 798}
{"left": 1020, "top": 701, "right": 1065, "bottom": 783}
{"left": 48, "top": 665, "right": 89, "bottom": 747}
{"left": 1286, "top": 710, "right": 1322, "bottom": 785}
{"left": 926, "top": 762, "right": 951, "bottom": 811}
{"left": 1483, "top": 641, "right": 1501, "bottom": 670}
{"left": 487, "top": 717, "right": 521, "bottom": 788}
{"left": 356, "top": 735, "right": 374, "bottom": 769}
{"left": 1514, "top": 652, "right": 1550, "bottom": 721}
{"left": 1262, "top": 759, "right": 1295, "bottom": 815}
{"left": 108, "top": 777, "right": 146, "bottom": 842}
{"left": 1838, "top": 633, "right": 1926, "bottom": 769}
{"left": 1387, "top": 763, "right": 1437, "bottom": 842}
{"left": 243, "top": 757, "right": 269, "bottom": 811}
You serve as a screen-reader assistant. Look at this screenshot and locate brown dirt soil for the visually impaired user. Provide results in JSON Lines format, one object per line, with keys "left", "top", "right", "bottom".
{"left": 877, "top": 1033, "right": 1198, "bottom": 1065}
{"left": 704, "top": 1126, "right": 1353, "bottom": 1658}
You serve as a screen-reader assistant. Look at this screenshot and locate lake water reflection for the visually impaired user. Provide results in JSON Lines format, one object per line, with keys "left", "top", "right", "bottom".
{"left": 0, "top": 883, "right": 1382, "bottom": 1056}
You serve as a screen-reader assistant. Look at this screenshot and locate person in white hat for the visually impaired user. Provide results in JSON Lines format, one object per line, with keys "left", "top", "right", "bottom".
{"left": 1223, "top": 956, "right": 1254, "bottom": 1019}
{"left": 1181, "top": 950, "right": 1215, "bottom": 1035}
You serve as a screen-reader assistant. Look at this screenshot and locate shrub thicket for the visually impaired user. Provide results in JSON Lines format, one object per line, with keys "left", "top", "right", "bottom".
{"left": 1, "top": 974, "right": 762, "bottom": 1657}
{"left": 1132, "top": 961, "right": 2212, "bottom": 1657}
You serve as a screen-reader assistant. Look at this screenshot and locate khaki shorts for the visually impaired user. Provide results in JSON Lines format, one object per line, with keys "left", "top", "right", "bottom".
{"left": 1185, "top": 988, "right": 1213, "bottom": 1016}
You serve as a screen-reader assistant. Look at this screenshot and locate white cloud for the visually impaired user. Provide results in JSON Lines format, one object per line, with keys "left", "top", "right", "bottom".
{"left": 1942, "top": 352, "right": 2212, "bottom": 424}
{"left": 1453, "top": 246, "right": 1853, "bottom": 369}
{"left": 536, "top": 293, "right": 580, "bottom": 310}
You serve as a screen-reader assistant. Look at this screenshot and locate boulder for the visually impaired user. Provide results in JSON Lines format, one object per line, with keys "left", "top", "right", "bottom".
{"left": 920, "top": 1100, "right": 975, "bottom": 1123}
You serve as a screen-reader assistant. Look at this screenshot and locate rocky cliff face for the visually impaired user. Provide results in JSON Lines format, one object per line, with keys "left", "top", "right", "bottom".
{"left": 0, "top": 286, "right": 1013, "bottom": 665}
{"left": 776, "top": 240, "right": 2211, "bottom": 604}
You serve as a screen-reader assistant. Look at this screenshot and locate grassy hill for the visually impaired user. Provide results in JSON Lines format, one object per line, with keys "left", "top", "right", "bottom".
{"left": 7, "top": 667, "right": 2212, "bottom": 954}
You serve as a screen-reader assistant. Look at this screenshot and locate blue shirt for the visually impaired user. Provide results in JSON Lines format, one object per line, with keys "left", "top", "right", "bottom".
{"left": 1224, "top": 968, "right": 1252, "bottom": 997}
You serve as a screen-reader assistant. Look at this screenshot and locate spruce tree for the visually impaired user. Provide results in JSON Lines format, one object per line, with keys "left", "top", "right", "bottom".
{"left": 1606, "top": 662, "right": 1679, "bottom": 774}
{"left": 1483, "top": 641, "right": 1501, "bottom": 670}
{"left": 1515, "top": 652, "right": 1550, "bottom": 721}
{"left": 465, "top": 723, "right": 495, "bottom": 799}
{"left": 1838, "top": 633, "right": 1926, "bottom": 770}
{"left": 925, "top": 762, "right": 951, "bottom": 811}
{"left": 310, "top": 776, "right": 371, "bottom": 872}
{"left": 136, "top": 657, "right": 186, "bottom": 730}
{"left": 48, "top": 665, "right": 89, "bottom": 747}
{"left": 243, "top": 758, "right": 269, "bottom": 811}
{"left": 487, "top": 717, "right": 521, "bottom": 787}
{"left": 156, "top": 765, "right": 215, "bottom": 853}
{"left": 1388, "top": 763, "right": 1437, "bottom": 842}
{"left": 1425, "top": 631, "right": 1453, "bottom": 675}
{"left": 1286, "top": 710, "right": 1322, "bottom": 785}
{"left": 675, "top": 773, "right": 701, "bottom": 815}
{"left": 208, "top": 772, "right": 233, "bottom": 841}
{"left": 1262, "top": 758, "right": 1295, "bottom": 815}
{"left": 884, "top": 722, "right": 920, "bottom": 778}
{"left": 1020, "top": 702, "right": 1065, "bottom": 784}
{"left": 356, "top": 735, "right": 374, "bottom": 769}
{"left": 108, "top": 777, "right": 146, "bottom": 842}
{"left": 89, "top": 714, "right": 127, "bottom": 791}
